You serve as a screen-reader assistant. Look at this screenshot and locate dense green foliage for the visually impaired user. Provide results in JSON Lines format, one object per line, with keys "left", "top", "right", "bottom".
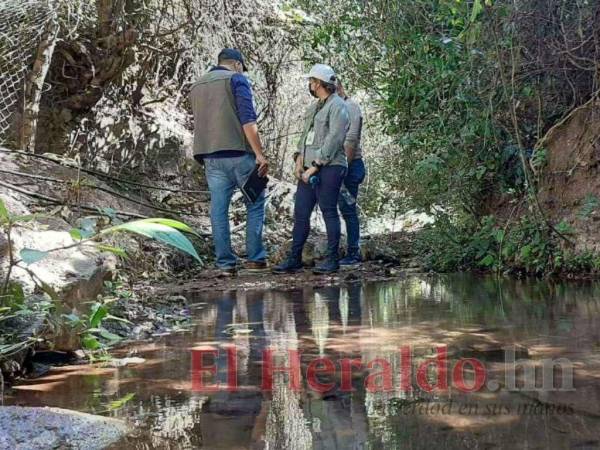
{"left": 292, "top": 0, "right": 600, "bottom": 273}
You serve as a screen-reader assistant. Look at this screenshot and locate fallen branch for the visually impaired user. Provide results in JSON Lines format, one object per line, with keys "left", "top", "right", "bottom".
{"left": 0, "top": 148, "right": 209, "bottom": 194}
{"left": 0, "top": 168, "right": 197, "bottom": 218}
{"left": 0, "top": 179, "right": 147, "bottom": 219}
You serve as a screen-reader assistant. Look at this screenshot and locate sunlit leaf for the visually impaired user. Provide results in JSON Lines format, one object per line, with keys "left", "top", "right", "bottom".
{"left": 98, "top": 328, "right": 122, "bottom": 342}
{"left": 105, "top": 314, "right": 132, "bottom": 324}
{"left": 102, "top": 220, "right": 201, "bottom": 262}
{"left": 82, "top": 334, "right": 101, "bottom": 350}
{"left": 97, "top": 244, "right": 128, "bottom": 258}
{"left": 137, "top": 218, "right": 201, "bottom": 238}
{"left": 0, "top": 198, "right": 8, "bottom": 222}
{"left": 70, "top": 228, "right": 83, "bottom": 241}
{"left": 89, "top": 303, "right": 108, "bottom": 328}
{"left": 20, "top": 248, "right": 49, "bottom": 265}
{"left": 470, "top": 0, "right": 483, "bottom": 22}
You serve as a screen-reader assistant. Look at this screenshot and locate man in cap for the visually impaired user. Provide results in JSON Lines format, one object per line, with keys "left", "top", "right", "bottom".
{"left": 273, "top": 63, "right": 350, "bottom": 274}
{"left": 337, "top": 80, "right": 366, "bottom": 266}
{"left": 190, "top": 48, "right": 269, "bottom": 276}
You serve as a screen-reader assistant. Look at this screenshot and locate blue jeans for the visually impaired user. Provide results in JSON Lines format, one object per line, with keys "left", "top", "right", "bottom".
{"left": 291, "top": 165, "right": 346, "bottom": 260}
{"left": 339, "top": 158, "right": 366, "bottom": 256}
{"left": 204, "top": 153, "right": 267, "bottom": 269}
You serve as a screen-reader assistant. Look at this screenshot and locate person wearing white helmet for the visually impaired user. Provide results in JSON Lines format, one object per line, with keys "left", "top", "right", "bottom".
{"left": 273, "top": 63, "right": 350, "bottom": 275}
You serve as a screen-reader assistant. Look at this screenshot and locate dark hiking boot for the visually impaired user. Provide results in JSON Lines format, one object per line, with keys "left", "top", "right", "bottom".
{"left": 312, "top": 258, "right": 340, "bottom": 274}
{"left": 340, "top": 254, "right": 362, "bottom": 266}
{"left": 272, "top": 256, "right": 303, "bottom": 274}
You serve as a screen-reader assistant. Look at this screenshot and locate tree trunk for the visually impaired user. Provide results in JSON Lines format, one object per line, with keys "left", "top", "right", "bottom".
{"left": 20, "top": 13, "right": 58, "bottom": 153}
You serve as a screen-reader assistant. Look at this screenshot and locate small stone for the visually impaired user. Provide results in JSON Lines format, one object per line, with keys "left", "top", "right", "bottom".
{"left": 104, "top": 357, "right": 146, "bottom": 368}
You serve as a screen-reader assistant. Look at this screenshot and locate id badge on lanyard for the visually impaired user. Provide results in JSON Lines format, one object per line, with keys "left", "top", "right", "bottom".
{"left": 305, "top": 127, "right": 316, "bottom": 146}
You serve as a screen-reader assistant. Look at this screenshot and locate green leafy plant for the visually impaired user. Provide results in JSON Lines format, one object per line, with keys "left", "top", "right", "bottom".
{"left": 1, "top": 198, "right": 202, "bottom": 359}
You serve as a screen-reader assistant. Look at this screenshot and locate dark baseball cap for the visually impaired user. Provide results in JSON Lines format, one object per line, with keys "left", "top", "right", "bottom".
{"left": 218, "top": 48, "right": 248, "bottom": 72}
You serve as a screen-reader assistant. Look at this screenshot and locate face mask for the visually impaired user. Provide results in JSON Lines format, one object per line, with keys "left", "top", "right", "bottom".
{"left": 308, "top": 82, "right": 318, "bottom": 98}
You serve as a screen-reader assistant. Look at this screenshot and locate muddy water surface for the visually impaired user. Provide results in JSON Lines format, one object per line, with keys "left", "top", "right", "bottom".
{"left": 6, "top": 274, "right": 600, "bottom": 449}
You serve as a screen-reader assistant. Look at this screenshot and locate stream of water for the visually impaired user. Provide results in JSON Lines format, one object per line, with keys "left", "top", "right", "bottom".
{"left": 6, "top": 274, "right": 600, "bottom": 449}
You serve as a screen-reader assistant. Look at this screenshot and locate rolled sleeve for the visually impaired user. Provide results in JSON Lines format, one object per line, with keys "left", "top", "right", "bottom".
{"left": 231, "top": 74, "right": 258, "bottom": 126}
{"left": 316, "top": 102, "right": 349, "bottom": 164}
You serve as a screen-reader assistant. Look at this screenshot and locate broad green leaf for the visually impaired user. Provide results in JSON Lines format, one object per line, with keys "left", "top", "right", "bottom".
{"left": 479, "top": 254, "right": 495, "bottom": 267}
{"left": 82, "top": 334, "right": 101, "bottom": 350}
{"left": 89, "top": 303, "right": 108, "bottom": 328}
{"left": 103, "top": 221, "right": 202, "bottom": 262}
{"left": 470, "top": 0, "right": 483, "bottom": 22}
{"left": 97, "top": 244, "right": 128, "bottom": 258}
{"left": 70, "top": 228, "right": 83, "bottom": 241}
{"left": 20, "top": 248, "right": 49, "bottom": 265}
{"left": 104, "top": 217, "right": 201, "bottom": 237}
{"left": 0, "top": 341, "right": 30, "bottom": 356}
{"left": 105, "top": 314, "right": 132, "bottom": 324}
{"left": 494, "top": 229, "right": 505, "bottom": 243}
{"left": 0, "top": 198, "right": 8, "bottom": 222}
{"left": 98, "top": 328, "right": 122, "bottom": 342}
{"left": 138, "top": 218, "right": 201, "bottom": 238}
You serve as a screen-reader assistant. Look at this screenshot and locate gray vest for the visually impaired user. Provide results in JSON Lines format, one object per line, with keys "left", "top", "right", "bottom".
{"left": 189, "top": 70, "right": 252, "bottom": 157}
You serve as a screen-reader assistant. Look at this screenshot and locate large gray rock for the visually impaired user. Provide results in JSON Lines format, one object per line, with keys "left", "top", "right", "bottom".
{"left": 0, "top": 406, "right": 128, "bottom": 450}
{"left": 7, "top": 225, "right": 115, "bottom": 309}
{"left": 0, "top": 182, "right": 116, "bottom": 312}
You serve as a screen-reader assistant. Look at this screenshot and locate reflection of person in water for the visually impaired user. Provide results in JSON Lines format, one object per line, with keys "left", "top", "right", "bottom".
{"left": 260, "top": 290, "right": 313, "bottom": 449}
{"left": 305, "top": 284, "right": 369, "bottom": 449}
{"left": 199, "top": 290, "right": 268, "bottom": 448}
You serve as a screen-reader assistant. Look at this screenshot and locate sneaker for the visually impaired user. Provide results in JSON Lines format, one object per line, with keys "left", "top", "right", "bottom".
{"left": 272, "top": 257, "right": 303, "bottom": 274}
{"left": 312, "top": 258, "right": 340, "bottom": 274}
{"left": 339, "top": 254, "right": 362, "bottom": 266}
{"left": 242, "top": 261, "right": 270, "bottom": 273}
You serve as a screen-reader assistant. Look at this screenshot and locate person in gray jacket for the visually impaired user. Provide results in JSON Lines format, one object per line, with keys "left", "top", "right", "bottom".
{"left": 273, "top": 64, "right": 350, "bottom": 274}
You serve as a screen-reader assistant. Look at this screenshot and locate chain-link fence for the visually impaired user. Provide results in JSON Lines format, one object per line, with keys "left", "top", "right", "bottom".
{"left": 0, "top": 0, "right": 55, "bottom": 145}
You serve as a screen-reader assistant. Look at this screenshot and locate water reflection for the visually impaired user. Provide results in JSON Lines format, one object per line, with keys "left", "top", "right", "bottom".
{"left": 6, "top": 274, "right": 600, "bottom": 449}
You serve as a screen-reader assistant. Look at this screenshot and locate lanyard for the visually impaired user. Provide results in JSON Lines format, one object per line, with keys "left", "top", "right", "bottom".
{"left": 303, "top": 100, "right": 327, "bottom": 165}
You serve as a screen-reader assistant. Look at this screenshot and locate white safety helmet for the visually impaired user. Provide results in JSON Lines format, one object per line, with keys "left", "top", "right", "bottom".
{"left": 304, "top": 63, "right": 337, "bottom": 85}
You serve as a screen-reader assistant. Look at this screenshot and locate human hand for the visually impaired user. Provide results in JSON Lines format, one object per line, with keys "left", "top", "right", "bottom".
{"left": 256, "top": 153, "right": 269, "bottom": 177}
{"left": 294, "top": 157, "right": 304, "bottom": 180}
{"left": 302, "top": 167, "right": 318, "bottom": 184}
